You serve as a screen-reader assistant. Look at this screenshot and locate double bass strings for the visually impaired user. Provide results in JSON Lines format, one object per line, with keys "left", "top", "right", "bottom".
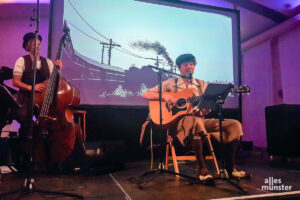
{"left": 40, "top": 65, "right": 58, "bottom": 116}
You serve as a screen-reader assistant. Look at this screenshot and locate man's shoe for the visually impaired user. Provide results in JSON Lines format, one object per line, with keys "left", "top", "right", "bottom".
{"left": 231, "top": 168, "right": 251, "bottom": 179}
{"left": 198, "top": 174, "right": 214, "bottom": 185}
{"left": 199, "top": 174, "right": 213, "bottom": 181}
{"left": 197, "top": 168, "right": 214, "bottom": 184}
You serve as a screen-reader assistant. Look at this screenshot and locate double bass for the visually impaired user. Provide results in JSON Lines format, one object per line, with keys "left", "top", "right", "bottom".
{"left": 33, "top": 24, "right": 81, "bottom": 164}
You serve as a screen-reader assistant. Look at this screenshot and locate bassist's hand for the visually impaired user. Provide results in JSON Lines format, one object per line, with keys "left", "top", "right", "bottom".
{"left": 163, "top": 94, "right": 176, "bottom": 105}
{"left": 54, "top": 60, "right": 63, "bottom": 69}
{"left": 34, "top": 83, "right": 47, "bottom": 92}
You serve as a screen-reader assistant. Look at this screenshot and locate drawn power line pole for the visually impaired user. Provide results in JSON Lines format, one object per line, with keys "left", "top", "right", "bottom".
{"left": 100, "top": 43, "right": 106, "bottom": 64}
{"left": 100, "top": 39, "right": 121, "bottom": 65}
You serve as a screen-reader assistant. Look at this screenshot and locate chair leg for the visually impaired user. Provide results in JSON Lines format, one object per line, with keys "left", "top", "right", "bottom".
{"left": 170, "top": 143, "right": 179, "bottom": 173}
{"left": 165, "top": 143, "right": 170, "bottom": 170}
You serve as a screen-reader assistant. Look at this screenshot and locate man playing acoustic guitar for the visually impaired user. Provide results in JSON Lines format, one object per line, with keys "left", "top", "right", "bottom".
{"left": 142, "top": 53, "right": 250, "bottom": 181}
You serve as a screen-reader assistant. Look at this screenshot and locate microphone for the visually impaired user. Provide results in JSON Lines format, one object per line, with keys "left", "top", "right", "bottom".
{"left": 188, "top": 72, "right": 193, "bottom": 83}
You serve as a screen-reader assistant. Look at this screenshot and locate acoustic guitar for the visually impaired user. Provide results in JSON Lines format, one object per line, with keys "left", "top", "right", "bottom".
{"left": 149, "top": 85, "right": 250, "bottom": 127}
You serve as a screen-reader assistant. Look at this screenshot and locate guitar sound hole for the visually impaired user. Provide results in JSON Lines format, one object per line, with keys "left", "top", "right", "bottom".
{"left": 177, "top": 98, "right": 186, "bottom": 107}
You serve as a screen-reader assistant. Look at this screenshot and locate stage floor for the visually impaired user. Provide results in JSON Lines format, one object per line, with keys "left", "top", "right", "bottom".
{"left": 1, "top": 154, "right": 300, "bottom": 200}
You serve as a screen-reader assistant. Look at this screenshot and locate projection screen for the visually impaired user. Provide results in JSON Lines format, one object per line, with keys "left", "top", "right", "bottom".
{"left": 49, "top": 0, "right": 241, "bottom": 108}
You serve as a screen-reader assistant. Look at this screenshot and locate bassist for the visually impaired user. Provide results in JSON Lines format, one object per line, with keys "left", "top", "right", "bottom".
{"left": 12, "top": 32, "right": 62, "bottom": 167}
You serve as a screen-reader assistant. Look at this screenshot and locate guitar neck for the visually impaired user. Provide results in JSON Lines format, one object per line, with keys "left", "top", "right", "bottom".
{"left": 50, "top": 38, "right": 64, "bottom": 80}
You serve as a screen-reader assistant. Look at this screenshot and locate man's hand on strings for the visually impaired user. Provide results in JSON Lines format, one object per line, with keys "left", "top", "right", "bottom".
{"left": 201, "top": 109, "right": 211, "bottom": 116}
{"left": 194, "top": 108, "right": 211, "bottom": 116}
{"left": 163, "top": 94, "right": 176, "bottom": 105}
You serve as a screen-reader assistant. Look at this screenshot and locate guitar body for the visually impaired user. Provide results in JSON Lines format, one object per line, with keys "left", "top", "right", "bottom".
{"left": 149, "top": 84, "right": 250, "bottom": 127}
{"left": 149, "top": 89, "right": 195, "bottom": 127}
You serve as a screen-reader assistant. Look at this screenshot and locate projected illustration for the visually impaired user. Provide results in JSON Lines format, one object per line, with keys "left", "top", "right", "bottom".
{"left": 54, "top": 0, "right": 238, "bottom": 105}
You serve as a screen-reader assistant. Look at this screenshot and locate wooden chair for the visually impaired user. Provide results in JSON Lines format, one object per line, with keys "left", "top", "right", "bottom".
{"left": 165, "top": 131, "right": 220, "bottom": 176}
{"left": 140, "top": 119, "right": 220, "bottom": 176}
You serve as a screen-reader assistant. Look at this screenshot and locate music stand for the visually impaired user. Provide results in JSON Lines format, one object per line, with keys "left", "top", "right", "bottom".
{"left": 193, "top": 83, "right": 247, "bottom": 193}
{"left": 0, "top": 66, "right": 13, "bottom": 84}
{"left": 0, "top": 84, "right": 19, "bottom": 181}
{"left": 0, "top": 85, "right": 20, "bottom": 111}
{"left": 197, "top": 83, "right": 233, "bottom": 110}
{"left": 0, "top": 84, "right": 19, "bottom": 137}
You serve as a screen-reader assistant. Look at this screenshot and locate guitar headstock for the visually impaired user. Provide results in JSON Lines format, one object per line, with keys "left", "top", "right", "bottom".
{"left": 231, "top": 85, "right": 250, "bottom": 94}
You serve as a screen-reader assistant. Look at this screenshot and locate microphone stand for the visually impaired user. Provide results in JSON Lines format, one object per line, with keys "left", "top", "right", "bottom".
{"left": 137, "top": 65, "right": 198, "bottom": 186}
{"left": 0, "top": 1, "right": 83, "bottom": 199}
{"left": 213, "top": 96, "right": 247, "bottom": 193}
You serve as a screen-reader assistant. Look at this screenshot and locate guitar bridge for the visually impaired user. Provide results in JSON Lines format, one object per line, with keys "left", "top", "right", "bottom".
{"left": 165, "top": 102, "right": 171, "bottom": 112}
{"left": 171, "top": 106, "right": 187, "bottom": 115}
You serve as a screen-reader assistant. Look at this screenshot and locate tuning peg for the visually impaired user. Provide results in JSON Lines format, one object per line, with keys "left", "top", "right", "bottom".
{"left": 29, "top": 17, "right": 35, "bottom": 27}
